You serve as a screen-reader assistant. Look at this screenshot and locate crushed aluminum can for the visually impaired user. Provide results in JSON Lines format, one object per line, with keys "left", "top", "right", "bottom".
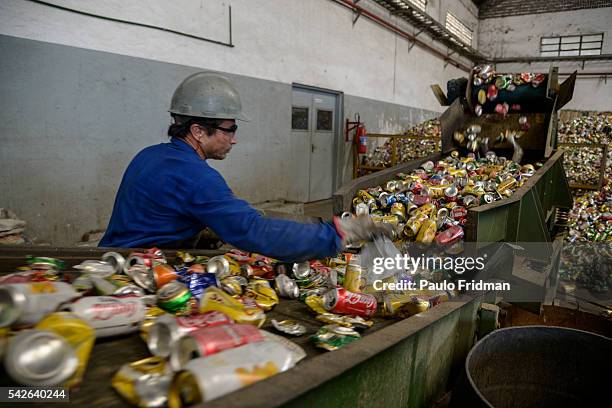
{"left": 415, "top": 219, "right": 437, "bottom": 244}
{"left": 199, "top": 287, "right": 266, "bottom": 327}
{"left": 390, "top": 202, "right": 407, "bottom": 222}
{"left": 114, "top": 284, "right": 146, "bottom": 297}
{"left": 220, "top": 275, "right": 248, "bottom": 296}
{"left": 435, "top": 225, "right": 465, "bottom": 245}
{"left": 178, "top": 272, "right": 219, "bottom": 300}
{"left": 481, "top": 194, "right": 495, "bottom": 204}
{"left": 148, "top": 311, "right": 234, "bottom": 357}
{"left": 274, "top": 274, "right": 299, "bottom": 299}
{"left": 271, "top": 319, "right": 306, "bottom": 336}
{"left": 475, "top": 104, "right": 483, "bottom": 116}
{"left": 26, "top": 256, "right": 67, "bottom": 271}
{"left": 343, "top": 255, "right": 365, "bottom": 293}
{"left": 487, "top": 84, "right": 498, "bottom": 101}
{"left": 73, "top": 260, "right": 116, "bottom": 277}
{"left": 310, "top": 324, "right": 360, "bottom": 351}
{"left": 151, "top": 264, "right": 183, "bottom": 289}
{"left": 112, "top": 356, "right": 173, "bottom": 408}
{"left": 61, "top": 295, "right": 146, "bottom": 338}
{"left": 240, "top": 263, "right": 275, "bottom": 280}
{"left": 291, "top": 262, "right": 312, "bottom": 279}
{"left": 0, "top": 282, "right": 80, "bottom": 327}
{"left": 421, "top": 161, "right": 435, "bottom": 172}
{"left": 323, "top": 288, "right": 377, "bottom": 318}
{"left": 170, "top": 324, "right": 264, "bottom": 371}
{"left": 521, "top": 164, "right": 535, "bottom": 177}
{"left": 304, "top": 295, "right": 328, "bottom": 315}
{"left": 316, "top": 313, "right": 373, "bottom": 330}
{"left": 245, "top": 279, "right": 279, "bottom": 311}
{"left": 444, "top": 184, "right": 459, "bottom": 201}
{"left": 477, "top": 88, "right": 486, "bottom": 105}
{"left": 125, "top": 249, "right": 165, "bottom": 271}
{"left": 101, "top": 252, "right": 126, "bottom": 275}
{"left": 4, "top": 329, "right": 79, "bottom": 386}
{"left": 462, "top": 195, "right": 478, "bottom": 208}
{"left": 168, "top": 340, "right": 304, "bottom": 406}
{"left": 157, "top": 282, "right": 195, "bottom": 314}
{"left": 205, "top": 255, "right": 231, "bottom": 279}
{"left": 127, "top": 265, "right": 156, "bottom": 293}
{"left": 354, "top": 202, "right": 370, "bottom": 216}
{"left": 34, "top": 312, "right": 96, "bottom": 388}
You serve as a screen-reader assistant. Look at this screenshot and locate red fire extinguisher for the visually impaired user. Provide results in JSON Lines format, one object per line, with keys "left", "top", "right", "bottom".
{"left": 346, "top": 113, "right": 367, "bottom": 154}
{"left": 356, "top": 124, "right": 367, "bottom": 154}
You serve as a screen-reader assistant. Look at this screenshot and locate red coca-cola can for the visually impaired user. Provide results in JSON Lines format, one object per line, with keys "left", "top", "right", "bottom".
{"left": 148, "top": 310, "right": 234, "bottom": 357}
{"left": 435, "top": 225, "right": 465, "bottom": 245}
{"left": 451, "top": 206, "right": 468, "bottom": 220}
{"left": 323, "top": 288, "right": 377, "bottom": 318}
{"left": 412, "top": 194, "right": 431, "bottom": 206}
{"left": 170, "top": 324, "right": 263, "bottom": 370}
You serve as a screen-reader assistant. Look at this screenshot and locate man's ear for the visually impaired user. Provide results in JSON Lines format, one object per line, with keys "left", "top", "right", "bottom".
{"left": 190, "top": 123, "right": 204, "bottom": 141}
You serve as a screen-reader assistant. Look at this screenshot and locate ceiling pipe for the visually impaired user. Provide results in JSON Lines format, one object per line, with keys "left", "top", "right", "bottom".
{"left": 332, "top": 0, "right": 473, "bottom": 72}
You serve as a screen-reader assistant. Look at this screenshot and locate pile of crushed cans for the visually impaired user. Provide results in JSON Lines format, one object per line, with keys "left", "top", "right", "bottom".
{"left": 352, "top": 150, "right": 539, "bottom": 249}
{"left": 565, "top": 185, "right": 612, "bottom": 244}
{"left": 0, "top": 248, "right": 449, "bottom": 407}
{"left": 362, "top": 119, "right": 441, "bottom": 168}
{"left": 558, "top": 112, "right": 611, "bottom": 186}
{"left": 560, "top": 185, "right": 611, "bottom": 292}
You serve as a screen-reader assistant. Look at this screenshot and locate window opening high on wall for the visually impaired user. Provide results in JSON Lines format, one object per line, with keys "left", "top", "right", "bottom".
{"left": 445, "top": 12, "right": 472, "bottom": 46}
{"left": 540, "top": 34, "right": 603, "bottom": 57}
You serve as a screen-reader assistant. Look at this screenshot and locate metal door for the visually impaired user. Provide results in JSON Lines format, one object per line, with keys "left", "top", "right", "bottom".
{"left": 291, "top": 87, "right": 337, "bottom": 201}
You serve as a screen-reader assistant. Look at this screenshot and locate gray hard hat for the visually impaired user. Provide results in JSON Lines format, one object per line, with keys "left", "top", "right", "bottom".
{"left": 169, "top": 72, "right": 250, "bottom": 121}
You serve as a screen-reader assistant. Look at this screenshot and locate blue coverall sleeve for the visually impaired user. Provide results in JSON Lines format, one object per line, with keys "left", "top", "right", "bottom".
{"left": 187, "top": 169, "right": 342, "bottom": 262}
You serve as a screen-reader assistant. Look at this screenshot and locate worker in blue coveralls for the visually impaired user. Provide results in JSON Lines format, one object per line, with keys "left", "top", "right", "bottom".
{"left": 100, "top": 72, "right": 391, "bottom": 261}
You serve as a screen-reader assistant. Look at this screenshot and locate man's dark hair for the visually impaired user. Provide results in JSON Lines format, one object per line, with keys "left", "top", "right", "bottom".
{"left": 168, "top": 115, "right": 224, "bottom": 138}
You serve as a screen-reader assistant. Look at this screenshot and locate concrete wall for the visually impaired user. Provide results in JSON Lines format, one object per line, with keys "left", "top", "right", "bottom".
{"left": 0, "top": 0, "right": 470, "bottom": 244}
{"left": 0, "top": 0, "right": 470, "bottom": 111}
{"left": 478, "top": 8, "right": 612, "bottom": 111}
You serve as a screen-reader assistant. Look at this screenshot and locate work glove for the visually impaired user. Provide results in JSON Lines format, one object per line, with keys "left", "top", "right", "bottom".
{"left": 333, "top": 215, "right": 395, "bottom": 247}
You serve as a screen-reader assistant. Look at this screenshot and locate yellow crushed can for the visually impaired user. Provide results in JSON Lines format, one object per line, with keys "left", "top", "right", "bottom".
{"left": 416, "top": 219, "right": 437, "bottom": 244}
{"left": 36, "top": 312, "right": 95, "bottom": 389}
{"left": 244, "top": 279, "right": 279, "bottom": 311}
{"left": 199, "top": 287, "right": 265, "bottom": 327}
{"left": 112, "top": 357, "right": 173, "bottom": 408}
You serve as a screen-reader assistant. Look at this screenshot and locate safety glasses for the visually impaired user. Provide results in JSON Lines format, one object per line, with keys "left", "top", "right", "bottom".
{"left": 213, "top": 124, "right": 238, "bottom": 134}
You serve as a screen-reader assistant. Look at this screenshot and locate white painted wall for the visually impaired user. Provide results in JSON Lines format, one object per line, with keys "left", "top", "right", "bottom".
{"left": 0, "top": 0, "right": 473, "bottom": 113}
{"left": 478, "top": 8, "right": 612, "bottom": 111}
